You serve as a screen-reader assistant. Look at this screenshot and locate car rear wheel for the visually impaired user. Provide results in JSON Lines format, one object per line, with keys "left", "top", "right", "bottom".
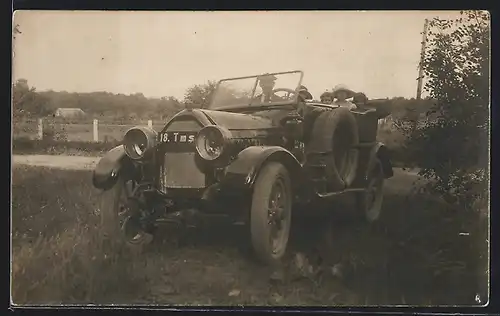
{"left": 250, "top": 162, "right": 292, "bottom": 266}
{"left": 99, "top": 174, "right": 154, "bottom": 252}
{"left": 355, "top": 158, "right": 385, "bottom": 222}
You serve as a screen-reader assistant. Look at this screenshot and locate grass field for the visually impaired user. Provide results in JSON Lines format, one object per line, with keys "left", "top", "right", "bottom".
{"left": 11, "top": 166, "right": 488, "bottom": 306}
{"left": 12, "top": 119, "right": 164, "bottom": 143}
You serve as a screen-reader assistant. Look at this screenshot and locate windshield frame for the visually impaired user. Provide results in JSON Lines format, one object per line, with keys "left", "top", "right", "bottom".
{"left": 208, "top": 70, "right": 304, "bottom": 111}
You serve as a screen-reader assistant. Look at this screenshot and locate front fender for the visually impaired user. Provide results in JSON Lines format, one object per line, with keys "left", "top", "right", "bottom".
{"left": 369, "top": 142, "right": 393, "bottom": 179}
{"left": 223, "top": 146, "right": 303, "bottom": 190}
{"left": 92, "top": 145, "right": 129, "bottom": 190}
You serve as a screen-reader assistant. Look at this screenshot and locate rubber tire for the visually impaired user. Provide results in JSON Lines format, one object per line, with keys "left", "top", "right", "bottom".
{"left": 355, "top": 158, "right": 385, "bottom": 222}
{"left": 307, "top": 107, "right": 360, "bottom": 191}
{"left": 250, "top": 162, "right": 292, "bottom": 266}
{"left": 98, "top": 175, "right": 154, "bottom": 254}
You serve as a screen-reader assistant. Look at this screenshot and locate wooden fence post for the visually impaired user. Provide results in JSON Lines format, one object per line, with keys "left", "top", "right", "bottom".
{"left": 37, "top": 118, "right": 43, "bottom": 140}
{"left": 93, "top": 119, "right": 99, "bottom": 142}
{"left": 148, "top": 120, "right": 153, "bottom": 128}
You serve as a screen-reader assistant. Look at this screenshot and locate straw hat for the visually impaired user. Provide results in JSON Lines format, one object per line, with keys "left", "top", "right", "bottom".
{"left": 332, "top": 84, "right": 355, "bottom": 99}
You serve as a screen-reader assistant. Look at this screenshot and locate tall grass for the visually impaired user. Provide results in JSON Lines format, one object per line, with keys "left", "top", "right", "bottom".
{"left": 11, "top": 166, "right": 489, "bottom": 306}
{"left": 11, "top": 166, "right": 146, "bottom": 304}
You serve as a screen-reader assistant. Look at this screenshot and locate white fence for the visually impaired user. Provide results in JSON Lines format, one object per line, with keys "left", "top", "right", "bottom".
{"left": 13, "top": 118, "right": 164, "bottom": 143}
{"left": 13, "top": 116, "right": 397, "bottom": 143}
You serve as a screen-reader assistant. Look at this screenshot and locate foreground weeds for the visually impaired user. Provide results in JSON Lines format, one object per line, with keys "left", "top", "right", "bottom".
{"left": 11, "top": 166, "right": 488, "bottom": 305}
{"left": 11, "top": 166, "right": 145, "bottom": 304}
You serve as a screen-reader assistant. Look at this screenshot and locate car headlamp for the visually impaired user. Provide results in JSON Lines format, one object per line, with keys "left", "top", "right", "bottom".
{"left": 195, "top": 126, "right": 232, "bottom": 161}
{"left": 123, "top": 126, "right": 157, "bottom": 160}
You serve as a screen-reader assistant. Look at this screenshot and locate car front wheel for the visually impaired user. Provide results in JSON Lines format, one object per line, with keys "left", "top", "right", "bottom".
{"left": 250, "top": 162, "right": 292, "bottom": 266}
{"left": 99, "top": 175, "right": 154, "bottom": 252}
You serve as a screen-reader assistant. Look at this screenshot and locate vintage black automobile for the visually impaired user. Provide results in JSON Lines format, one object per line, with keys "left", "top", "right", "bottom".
{"left": 92, "top": 70, "right": 393, "bottom": 266}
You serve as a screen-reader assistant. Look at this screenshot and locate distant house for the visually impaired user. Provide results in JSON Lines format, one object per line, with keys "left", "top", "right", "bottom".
{"left": 53, "top": 108, "right": 86, "bottom": 118}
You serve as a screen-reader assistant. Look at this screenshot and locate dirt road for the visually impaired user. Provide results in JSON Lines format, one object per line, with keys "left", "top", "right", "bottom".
{"left": 12, "top": 154, "right": 421, "bottom": 174}
{"left": 12, "top": 155, "right": 100, "bottom": 170}
{"left": 12, "top": 154, "right": 424, "bottom": 195}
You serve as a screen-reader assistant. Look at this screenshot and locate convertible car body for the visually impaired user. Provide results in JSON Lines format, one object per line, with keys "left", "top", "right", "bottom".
{"left": 92, "top": 70, "right": 393, "bottom": 265}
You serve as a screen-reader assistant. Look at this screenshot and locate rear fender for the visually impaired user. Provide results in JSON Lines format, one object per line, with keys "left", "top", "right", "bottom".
{"left": 368, "top": 142, "right": 393, "bottom": 179}
{"left": 92, "top": 145, "right": 133, "bottom": 190}
{"left": 223, "top": 146, "right": 303, "bottom": 191}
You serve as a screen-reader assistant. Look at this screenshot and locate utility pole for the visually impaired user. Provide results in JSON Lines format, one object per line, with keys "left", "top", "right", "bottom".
{"left": 416, "top": 18, "right": 429, "bottom": 100}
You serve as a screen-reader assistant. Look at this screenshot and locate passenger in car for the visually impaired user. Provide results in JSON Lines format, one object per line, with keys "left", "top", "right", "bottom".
{"left": 298, "top": 85, "right": 313, "bottom": 101}
{"left": 320, "top": 91, "right": 333, "bottom": 104}
{"left": 332, "top": 84, "right": 357, "bottom": 110}
{"left": 352, "top": 92, "right": 368, "bottom": 109}
{"left": 257, "top": 73, "right": 278, "bottom": 102}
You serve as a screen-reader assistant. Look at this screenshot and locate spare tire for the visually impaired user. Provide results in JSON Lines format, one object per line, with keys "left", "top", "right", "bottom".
{"left": 306, "top": 107, "right": 359, "bottom": 191}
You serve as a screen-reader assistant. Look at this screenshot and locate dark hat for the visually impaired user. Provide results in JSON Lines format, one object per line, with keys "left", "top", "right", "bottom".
{"left": 258, "top": 73, "right": 277, "bottom": 83}
{"left": 353, "top": 92, "right": 368, "bottom": 103}
{"left": 298, "top": 87, "right": 313, "bottom": 100}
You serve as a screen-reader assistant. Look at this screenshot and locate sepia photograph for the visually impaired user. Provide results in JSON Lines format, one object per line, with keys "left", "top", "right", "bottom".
{"left": 11, "top": 10, "right": 490, "bottom": 307}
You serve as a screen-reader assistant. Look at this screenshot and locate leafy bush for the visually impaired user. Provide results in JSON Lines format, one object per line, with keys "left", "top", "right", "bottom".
{"left": 394, "top": 10, "right": 489, "bottom": 209}
{"left": 42, "top": 121, "right": 68, "bottom": 141}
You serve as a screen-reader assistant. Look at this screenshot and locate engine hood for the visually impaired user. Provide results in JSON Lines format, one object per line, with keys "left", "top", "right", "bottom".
{"left": 166, "top": 108, "right": 279, "bottom": 131}
{"left": 199, "top": 109, "right": 277, "bottom": 130}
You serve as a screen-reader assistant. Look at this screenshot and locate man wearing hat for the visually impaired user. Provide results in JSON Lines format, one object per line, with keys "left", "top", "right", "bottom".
{"left": 298, "top": 85, "right": 313, "bottom": 101}
{"left": 352, "top": 92, "right": 369, "bottom": 108}
{"left": 257, "top": 74, "right": 313, "bottom": 103}
{"left": 257, "top": 73, "right": 279, "bottom": 103}
{"left": 332, "top": 84, "right": 357, "bottom": 110}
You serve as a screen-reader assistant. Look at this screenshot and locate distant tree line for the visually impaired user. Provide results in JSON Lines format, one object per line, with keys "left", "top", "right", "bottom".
{"left": 12, "top": 78, "right": 184, "bottom": 121}
{"left": 12, "top": 77, "right": 434, "bottom": 123}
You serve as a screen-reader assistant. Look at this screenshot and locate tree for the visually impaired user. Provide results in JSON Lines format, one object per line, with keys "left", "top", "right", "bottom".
{"left": 155, "top": 96, "right": 183, "bottom": 120}
{"left": 12, "top": 79, "right": 50, "bottom": 117}
{"left": 401, "top": 10, "right": 490, "bottom": 207}
{"left": 183, "top": 81, "right": 217, "bottom": 108}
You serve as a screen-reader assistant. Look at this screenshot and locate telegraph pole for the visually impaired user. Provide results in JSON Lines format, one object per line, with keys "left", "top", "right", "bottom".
{"left": 416, "top": 18, "right": 429, "bottom": 100}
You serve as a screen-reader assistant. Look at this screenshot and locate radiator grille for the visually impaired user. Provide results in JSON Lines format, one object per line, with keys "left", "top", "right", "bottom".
{"left": 160, "top": 152, "right": 206, "bottom": 190}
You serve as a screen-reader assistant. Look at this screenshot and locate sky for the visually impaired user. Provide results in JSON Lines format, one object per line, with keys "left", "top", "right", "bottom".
{"left": 12, "top": 10, "right": 461, "bottom": 101}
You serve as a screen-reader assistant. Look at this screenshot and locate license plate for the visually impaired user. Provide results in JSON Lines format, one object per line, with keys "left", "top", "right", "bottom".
{"left": 159, "top": 131, "right": 197, "bottom": 144}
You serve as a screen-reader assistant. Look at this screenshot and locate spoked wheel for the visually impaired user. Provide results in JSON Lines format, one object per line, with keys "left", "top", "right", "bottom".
{"left": 99, "top": 175, "right": 154, "bottom": 251}
{"left": 250, "top": 162, "right": 292, "bottom": 266}
{"left": 355, "top": 158, "right": 385, "bottom": 222}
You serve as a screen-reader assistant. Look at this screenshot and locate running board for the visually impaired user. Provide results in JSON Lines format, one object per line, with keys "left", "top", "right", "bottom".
{"left": 317, "top": 187, "right": 366, "bottom": 198}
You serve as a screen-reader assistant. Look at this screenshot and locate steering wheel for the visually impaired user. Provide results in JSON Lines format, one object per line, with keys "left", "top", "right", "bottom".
{"left": 272, "top": 88, "right": 297, "bottom": 100}
{"left": 254, "top": 88, "right": 298, "bottom": 102}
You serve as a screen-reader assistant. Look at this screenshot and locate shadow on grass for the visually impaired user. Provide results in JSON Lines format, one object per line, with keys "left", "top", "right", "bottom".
{"left": 11, "top": 166, "right": 488, "bottom": 306}
{"left": 319, "top": 193, "right": 489, "bottom": 306}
